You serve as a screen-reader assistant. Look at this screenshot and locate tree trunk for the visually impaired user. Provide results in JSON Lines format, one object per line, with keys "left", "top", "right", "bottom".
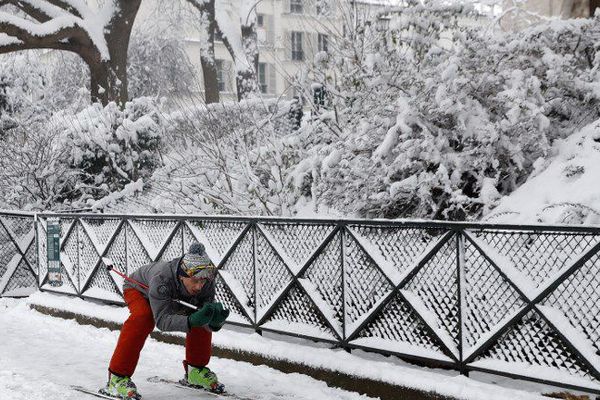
{"left": 88, "top": 59, "right": 127, "bottom": 107}
{"left": 90, "top": 0, "right": 141, "bottom": 107}
{"left": 200, "top": 0, "right": 220, "bottom": 104}
{"left": 201, "top": 57, "right": 220, "bottom": 104}
{"left": 219, "top": 14, "right": 259, "bottom": 100}
{"left": 0, "top": 0, "right": 141, "bottom": 107}
{"left": 237, "top": 22, "right": 259, "bottom": 100}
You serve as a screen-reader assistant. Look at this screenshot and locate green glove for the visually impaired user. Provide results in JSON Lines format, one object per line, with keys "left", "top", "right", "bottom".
{"left": 209, "top": 302, "right": 230, "bottom": 332}
{"left": 188, "top": 303, "right": 216, "bottom": 328}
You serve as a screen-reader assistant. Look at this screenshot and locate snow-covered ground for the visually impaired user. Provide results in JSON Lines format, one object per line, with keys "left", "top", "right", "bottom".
{"left": 0, "top": 297, "right": 375, "bottom": 400}
{"left": 1, "top": 293, "right": 579, "bottom": 400}
{"left": 485, "top": 119, "right": 600, "bottom": 225}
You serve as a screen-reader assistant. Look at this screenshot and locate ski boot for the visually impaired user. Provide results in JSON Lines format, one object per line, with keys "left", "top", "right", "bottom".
{"left": 180, "top": 361, "right": 225, "bottom": 394}
{"left": 101, "top": 372, "right": 142, "bottom": 399}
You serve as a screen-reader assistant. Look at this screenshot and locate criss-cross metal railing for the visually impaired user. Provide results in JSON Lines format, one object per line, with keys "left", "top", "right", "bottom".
{"left": 1, "top": 211, "right": 599, "bottom": 395}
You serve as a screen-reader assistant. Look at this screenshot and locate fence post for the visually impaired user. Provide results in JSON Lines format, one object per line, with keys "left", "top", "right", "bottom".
{"left": 76, "top": 217, "right": 81, "bottom": 296}
{"left": 456, "top": 229, "right": 468, "bottom": 376}
{"left": 251, "top": 220, "right": 262, "bottom": 336}
{"left": 340, "top": 221, "right": 351, "bottom": 353}
{"left": 34, "top": 213, "right": 40, "bottom": 288}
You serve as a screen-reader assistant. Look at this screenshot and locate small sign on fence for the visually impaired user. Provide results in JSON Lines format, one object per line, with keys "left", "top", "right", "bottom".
{"left": 47, "top": 218, "right": 62, "bottom": 287}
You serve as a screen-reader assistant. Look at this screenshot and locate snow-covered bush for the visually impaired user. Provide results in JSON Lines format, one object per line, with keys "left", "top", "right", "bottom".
{"left": 0, "top": 128, "right": 76, "bottom": 210}
{"left": 0, "top": 51, "right": 173, "bottom": 210}
{"left": 286, "top": 3, "right": 600, "bottom": 220}
{"left": 0, "top": 55, "right": 81, "bottom": 210}
{"left": 55, "top": 98, "right": 165, "bottom": 206}
{"left": 485, "top": 118, "right": 600, "bottom": 225}
{"left": 0, "top": 55, "right": 62, "bottom": 137}
{"left": 141, "top": 98, "right": 302, "bottom": 215}
{"left": 0, "top": 96, "right": 165, "bottom": 210}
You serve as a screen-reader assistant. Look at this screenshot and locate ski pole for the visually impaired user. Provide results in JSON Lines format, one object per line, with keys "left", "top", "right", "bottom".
{"left": 103, "top": 257, "right": 199, "bottom": 311}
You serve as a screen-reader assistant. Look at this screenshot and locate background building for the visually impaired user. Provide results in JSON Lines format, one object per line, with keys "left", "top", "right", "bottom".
{"left": 136, "top": 0, "right": 384, "bottom": 103}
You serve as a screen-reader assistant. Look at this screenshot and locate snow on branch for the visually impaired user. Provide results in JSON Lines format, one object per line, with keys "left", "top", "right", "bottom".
{"left": 0, "top": 0, "right": 54, "bottom": 22}
{"left": 0, "top": 11, "right": 76, "bottom": 36}
{"left": 14, "top": 0, "right": 72, "bottom": 19}
{"left": 215, "top": 1, "right": 245, "bottom": 68}
{"left": 44, "top": 0, "right": 90, "bottom": 19}
{"left": 0, "top": 0, "right": 112, "bottom": 60}
{"left": 0, "top": 31, "right": 21, "bottom": 45}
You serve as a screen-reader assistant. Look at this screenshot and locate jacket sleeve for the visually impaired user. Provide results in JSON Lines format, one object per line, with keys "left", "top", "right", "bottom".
{"left": 148, "top": 275, "right": 190, "bottom": 333}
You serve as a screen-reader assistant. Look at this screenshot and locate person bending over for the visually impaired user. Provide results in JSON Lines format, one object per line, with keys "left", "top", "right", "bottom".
{"left": 105, "top": 242, "right": 229, "bottom": 399}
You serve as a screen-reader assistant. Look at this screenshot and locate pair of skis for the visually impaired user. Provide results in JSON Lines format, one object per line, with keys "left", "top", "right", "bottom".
{"left": 72, "top": 376, "right": 227, "bottom": 399}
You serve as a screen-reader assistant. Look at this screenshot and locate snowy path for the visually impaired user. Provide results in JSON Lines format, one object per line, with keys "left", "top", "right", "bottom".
{"left": 0, "top": 299, "right": 373, "bottom": 400}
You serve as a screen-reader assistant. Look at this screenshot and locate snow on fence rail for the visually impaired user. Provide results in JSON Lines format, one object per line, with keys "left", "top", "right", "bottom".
{"left": 1, "top": 211, "right": 599, "bottom": 394}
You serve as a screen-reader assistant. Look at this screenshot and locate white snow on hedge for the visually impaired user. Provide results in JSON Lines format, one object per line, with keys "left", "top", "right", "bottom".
{"left": 486, "top": 119, "right": 600, "bottom": 225}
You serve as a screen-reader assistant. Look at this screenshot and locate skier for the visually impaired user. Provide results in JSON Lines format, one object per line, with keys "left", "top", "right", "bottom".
{"left": 103, "top": 242, "right": 229, "bottom": 399}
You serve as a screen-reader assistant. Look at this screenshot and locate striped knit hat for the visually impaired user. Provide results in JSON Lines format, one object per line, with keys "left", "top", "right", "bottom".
{"left": 179, "top": 243, "right": 217, "bottom": 280}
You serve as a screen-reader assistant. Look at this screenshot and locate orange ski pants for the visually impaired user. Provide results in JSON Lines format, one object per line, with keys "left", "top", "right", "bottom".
{"left": 109, "top": 288, "right": 212, "bottom": 377}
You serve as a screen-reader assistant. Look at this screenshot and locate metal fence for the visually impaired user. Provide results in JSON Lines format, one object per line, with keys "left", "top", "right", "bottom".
{"left": 1, "top": 211, "right": 599, "bottom": 394}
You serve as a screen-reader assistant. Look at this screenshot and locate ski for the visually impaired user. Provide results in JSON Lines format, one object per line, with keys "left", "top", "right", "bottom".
{"left": 71, "top": 385, "right": 142, "bottom": 400}
{"left": 146, "top": 376, "right": 225, "bottom": 397}
{"left": 71, "top": 386, "right": 119, "bottom": 399}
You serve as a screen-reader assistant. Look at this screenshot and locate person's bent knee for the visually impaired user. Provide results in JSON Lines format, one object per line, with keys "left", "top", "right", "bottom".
{"left": 130, "top": 314, "right": 155, "bottom": 334}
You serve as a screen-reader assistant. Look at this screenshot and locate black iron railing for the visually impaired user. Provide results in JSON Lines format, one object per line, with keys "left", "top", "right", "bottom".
{"left": 0, "top": 211, "right": 599, "bottom": 394}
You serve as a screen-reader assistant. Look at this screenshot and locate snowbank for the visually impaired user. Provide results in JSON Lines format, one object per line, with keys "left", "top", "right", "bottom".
{"left": 486, "top": 119, "right": 600, "bottom": 225}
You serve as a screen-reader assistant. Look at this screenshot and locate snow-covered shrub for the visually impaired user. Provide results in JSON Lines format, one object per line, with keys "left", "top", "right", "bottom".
{"left": 142, "top": 98, "right": 303, "bottom": 215}
{"left": 56, "top": 98, "right": 165, "bottom": 206}
{"left": 0, "top": 55, "right": 83, "bottom": 210}
{"left": 485, "top": 118, "right": 600, "bottom": 225}
{"left": 0, "top": 95, "right": 165, "bottom": 211}
{"left": 287, "top": 3, "right": 600, "bottom": 220}
{"left": 0, "top": 128, "right": 76, "bottom": 210}
{"left": 0, "top": 55, "right": 60, "bottom": 137}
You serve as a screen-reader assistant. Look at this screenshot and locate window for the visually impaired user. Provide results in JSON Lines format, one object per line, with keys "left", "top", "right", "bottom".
{"left": 216, "top": 60, "right": 225, "bottom": 92}
{"left": 257, "top": 14, "right": 264, "bottom": 27}
{"left": 290, "top": 0, "right": 303, "bottom": 14}
{"left": 258, "top": 63, "right": 268, "bottom": 94}
{"left": 318, "top": 34, "right": 328, "bottom": 53}
{"left": 291, "top": 31, "right": 303, "bottom": 61}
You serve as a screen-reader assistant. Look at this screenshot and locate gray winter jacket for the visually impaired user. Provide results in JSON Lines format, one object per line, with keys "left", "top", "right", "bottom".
{"left": 123, "top": 257, "right": 216, "bottom": 333}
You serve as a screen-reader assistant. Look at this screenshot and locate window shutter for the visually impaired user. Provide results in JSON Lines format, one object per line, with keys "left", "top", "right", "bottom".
{"left": 268, "top": 63, "right": 277, "bottom": 94}
{"left": 284, "top": 30, "right": 291, "bottom": 59}
{"left": 298, "top": 31, "right": 305, "bottom": 61}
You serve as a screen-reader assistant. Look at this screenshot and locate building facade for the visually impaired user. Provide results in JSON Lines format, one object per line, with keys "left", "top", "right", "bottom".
{"left": 136, "top": 0, "right": 382, "bottom": 102}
